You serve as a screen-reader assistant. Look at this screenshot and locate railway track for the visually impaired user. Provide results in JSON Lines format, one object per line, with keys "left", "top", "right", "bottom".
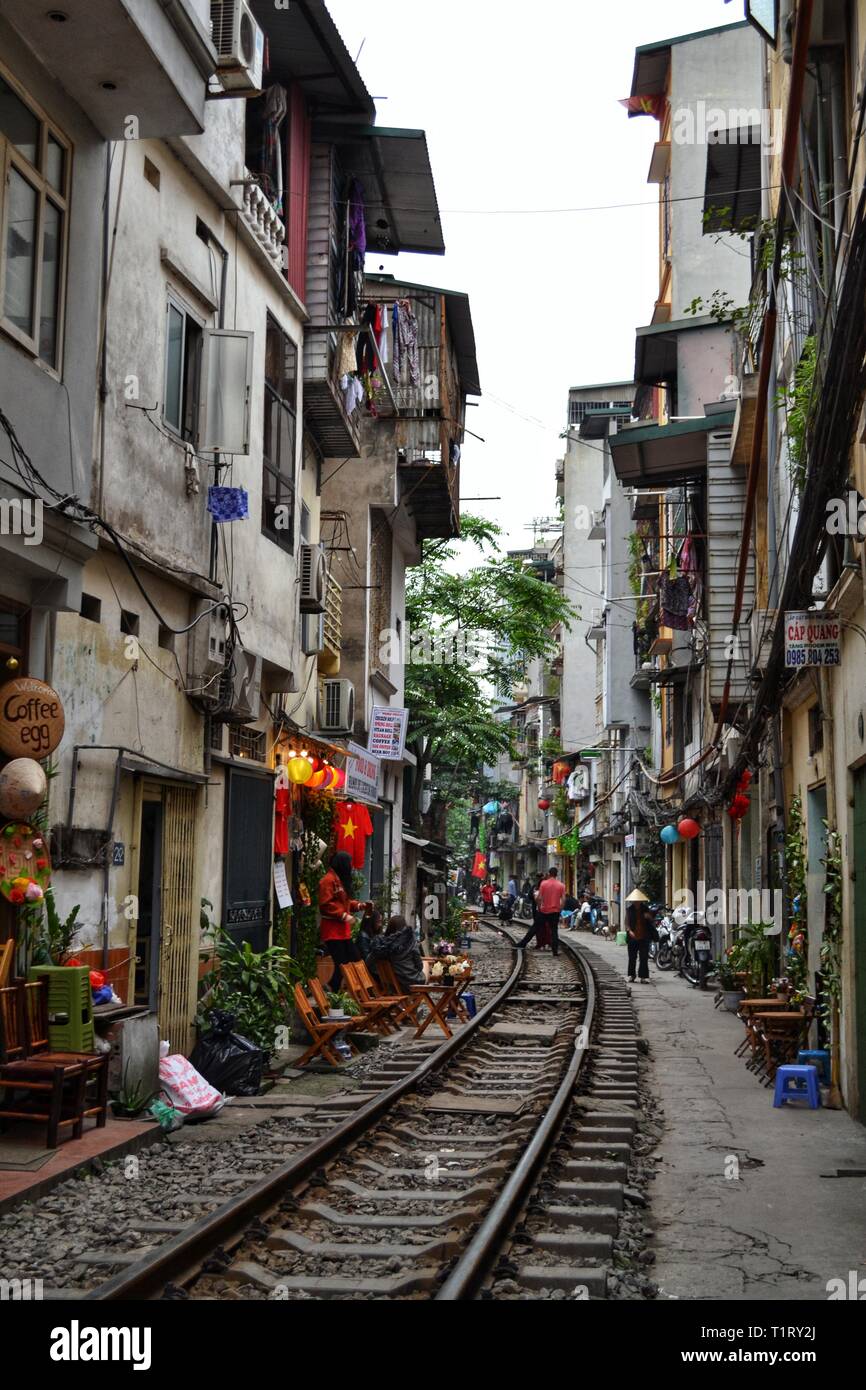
{"left": 74, "top": 925, "right": 642, "bottom": 1302}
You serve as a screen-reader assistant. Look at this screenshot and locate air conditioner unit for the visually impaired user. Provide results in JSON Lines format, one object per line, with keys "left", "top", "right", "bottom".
{"left": 750, "top": 610, "right": 777, "bottom": 674}
{"left": 301, "top": 612, "right": 325, "bottom": 657}
{"left": 223, "top": 651, "right": 262, "bottom": 724}
{"left": 210, "top": 1, "right": 264, "bottom": 93}
{"left": 300, "top": 543, "right": 328, "bottom": 614}
{"left": 188, "top": 599, "right": 228, "bottom": 703}
{"left": 318, "top": 679, "right": 355, "bottom": 734}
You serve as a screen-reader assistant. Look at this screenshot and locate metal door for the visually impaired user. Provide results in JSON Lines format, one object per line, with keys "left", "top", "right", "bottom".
{"left": 223, "top": 767, "right": 273, "bottom": 952}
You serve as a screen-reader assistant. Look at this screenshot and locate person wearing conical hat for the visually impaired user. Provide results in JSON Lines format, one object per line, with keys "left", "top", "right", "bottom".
{"left": 624, "top": 888, "right": 653, "bottom": 984}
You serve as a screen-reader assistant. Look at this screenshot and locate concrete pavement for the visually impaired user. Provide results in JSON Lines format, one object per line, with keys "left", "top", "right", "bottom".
{"left": 565, "top": 928, "right": 866, "bottom": 1301}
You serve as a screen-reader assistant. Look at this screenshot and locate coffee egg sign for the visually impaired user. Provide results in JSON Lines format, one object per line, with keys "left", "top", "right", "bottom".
{"left": 0, "top": 677, "right": 65, "bottom": 758}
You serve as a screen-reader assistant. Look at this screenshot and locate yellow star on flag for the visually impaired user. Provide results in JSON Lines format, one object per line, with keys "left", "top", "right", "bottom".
{"left": 343, "top": 816, "right": 357, "bottom": 840}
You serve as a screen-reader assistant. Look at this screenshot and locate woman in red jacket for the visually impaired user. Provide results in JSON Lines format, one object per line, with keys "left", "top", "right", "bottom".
{"left": 319, "top": 851, "right": 368, "bottom": 990}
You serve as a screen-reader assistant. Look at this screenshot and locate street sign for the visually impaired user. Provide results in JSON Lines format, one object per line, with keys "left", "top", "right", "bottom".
{"left": 0, "top": 677, "right": 65, "bottom": 758}
{"left": 784, "top": 612, "right": 841, "bottom": 670}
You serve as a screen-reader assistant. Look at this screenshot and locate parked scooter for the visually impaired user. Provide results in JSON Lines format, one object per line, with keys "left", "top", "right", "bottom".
{"left": 654, "top": 909, "right": 675, "bottom": 970}
{"left": 672, "top": 905, "right": 714, "bottom": 988}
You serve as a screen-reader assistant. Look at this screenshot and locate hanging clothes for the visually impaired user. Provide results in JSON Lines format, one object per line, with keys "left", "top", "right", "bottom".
{"left": 377, "top": 304, "right": 390, "bottom": 364}
{"left": 207, "top": 487, "right": 249, "bottom": 522}
{"left": 357, "top": 303, "right": 379, "bottom": 376}
{"left": 274, "top": 785, "right": 290, "bottom": 856}
{"left": 335, "top": 801, "right": 374, "bottom": 869}
{"left": 393, "top": 300, "right": 420, "bottom": 386}
{"left": 340, "top": 373, "right": 365, "bottom": 415}
{"left": 335, "top": 330, "right": 358, "bottom": 379}
{"left": 658, "top": 573, "right": 692, "bottom": 631}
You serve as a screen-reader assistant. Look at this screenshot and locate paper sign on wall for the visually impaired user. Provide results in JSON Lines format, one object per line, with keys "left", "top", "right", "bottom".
{"left": 346, "top": 742, "right": 380, "bottom": 803}
{"left": 368, "top": 706, "right": 408, "bottom": 761}
{"left": 273, "top": 860, "right": 293, "bottom": 910}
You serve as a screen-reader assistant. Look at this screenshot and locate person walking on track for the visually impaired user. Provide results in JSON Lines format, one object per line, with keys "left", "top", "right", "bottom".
{"left": 624, "top": 888, "right": 654, "bottom": 984}
{"left": 519, "top": 867, "right": 566, "bottom": 957}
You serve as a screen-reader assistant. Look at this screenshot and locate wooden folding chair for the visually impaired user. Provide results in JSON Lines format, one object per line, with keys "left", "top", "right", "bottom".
{"left": 354, "top": 960, "right": 416, "bottom": 1028}
{"left": 374, "top": 960, "right": 424, "bottom": 1027}
{"left": 293, "top": 982, "right": 357, "bottom": 1067}
{"left": 307, "top": 975, "right": 378, "bottom": 1037}
{"left": 0, "top": 940, "right": 13, "bottom": 989}
{"left": 342, "top": 963, "right": 404, "bottom": 1033}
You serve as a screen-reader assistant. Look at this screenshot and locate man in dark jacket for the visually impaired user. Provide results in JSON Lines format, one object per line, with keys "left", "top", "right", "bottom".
{"left": 367, "top": 915, "right": 426, "bottom": 991}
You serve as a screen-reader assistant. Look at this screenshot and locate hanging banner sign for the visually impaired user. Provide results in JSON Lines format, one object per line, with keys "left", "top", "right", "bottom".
{"left": 368, "top": 706, "right": 408, "bottom": 761}
{"left": 784, "top": 612, "right": 841, "bottom": 670}
{"left": 346, "top": 742, "right": 380, "bottom": 803}
{"left": 0, "top": 677, "right": 65, "bottom": 758}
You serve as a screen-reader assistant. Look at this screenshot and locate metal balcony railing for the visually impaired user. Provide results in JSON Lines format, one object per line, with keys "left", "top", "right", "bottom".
{"left": 319, "top": 573, "right": 342, "bottom": 676}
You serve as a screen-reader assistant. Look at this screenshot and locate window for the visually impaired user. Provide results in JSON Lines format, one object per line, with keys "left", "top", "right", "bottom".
{"left": 80, "top": 594, "right": 101, "bottom": 623}
{"left": 120, "top": 609, "right": 140, "bottom": 637}
{"left": 143, "top": 157, "right": 161, "bottom": 192}
{"left": 163, "top": 295, "right": 203, "bottom": 442}
{"left": 0, "top": 601, "right": 28, "bottom": 676}
{"left": 262, "top": 313, "right": 298, "bottom": 552}
{"left": 229, "top": 725, "right": 266, "bottom": 762}
{"left": 158, "top": 624, "right": 175, "bottom": 653}
{"left": 0, "top": 70, "right": 70, "bottom": 370}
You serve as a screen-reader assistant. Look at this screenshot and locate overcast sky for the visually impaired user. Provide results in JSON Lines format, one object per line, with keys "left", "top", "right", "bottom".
{"left": 326, "top": 0, "right": 743, "bottom": 550}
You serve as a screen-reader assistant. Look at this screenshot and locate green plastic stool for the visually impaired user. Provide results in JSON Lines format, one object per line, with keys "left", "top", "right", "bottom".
{"left": 28, "top": 965, "right": 94, "bottom": 1052}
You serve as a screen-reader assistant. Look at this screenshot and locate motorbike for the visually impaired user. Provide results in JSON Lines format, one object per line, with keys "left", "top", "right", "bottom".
{"left": 647, "top": 904, "right": 664, "bottom": 961}
{"left": 498, "top": 892, "right": 515, "bottom": 922}
{"left": 654, "top": 909, "right": 675, "bottom": 970}
{"left": 672, "top": 905, "right": 714, "bottom": 988}
{"left": 590, "top": 896, "right": 610, "bottom": 936}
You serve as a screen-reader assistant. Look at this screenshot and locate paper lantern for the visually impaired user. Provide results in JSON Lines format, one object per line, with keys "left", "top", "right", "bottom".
{"left": 660, "top": 824, "right": 682, "bottom": 845}
{"left": 332, "top": 767, "right": 347, "bottom": 790}
{"left": 322, "top": 766, "right": 341, "bottom": 791}
{"left": 286, "top": 754, "right": 313, "bottom": 785}
{"left": 538, "top": 799, "right": 551, "bottom": 812}
{"left": 306, "top": 764, "right": 330, "bottom": 790}
{"left": 677, "top": 818, "right": 701, "bottom": 841}
{"left": 0, "top": 758, "right": 48, "bottom": 820}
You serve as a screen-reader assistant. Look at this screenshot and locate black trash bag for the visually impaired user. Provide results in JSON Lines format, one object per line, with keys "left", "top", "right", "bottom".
{"left": 190, "top": 1011, "right": 266, "bottom": 1096}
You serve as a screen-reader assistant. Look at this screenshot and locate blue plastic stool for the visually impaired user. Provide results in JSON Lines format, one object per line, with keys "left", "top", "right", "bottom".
{"left": 797, "top": 1049, "right": 831, "bottom": 1084}
{"left": 773, "top": 1065, "right": 820, "bottom": 1109}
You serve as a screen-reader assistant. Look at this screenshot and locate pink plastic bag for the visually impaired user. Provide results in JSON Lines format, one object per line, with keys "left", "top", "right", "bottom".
{"left": 158, "top": 1054, "right": 225, "bottom": 1118}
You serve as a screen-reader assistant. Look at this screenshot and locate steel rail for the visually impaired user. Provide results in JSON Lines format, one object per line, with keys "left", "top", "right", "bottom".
{"left": 87, "top": 928, "right": 523, "bottom": 1301}
{"left": 436, "top": 937, "right": 596, "bottom": 1301}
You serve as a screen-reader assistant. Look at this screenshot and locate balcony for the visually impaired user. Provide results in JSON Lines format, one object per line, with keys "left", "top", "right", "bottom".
{"left": 398, "top": 450, "right": 459, "bottom": 541}
{"left": 2, "top": 0, "right": 216, "bottom": 138}
{"left": 240, "top": 176, "right": 286, "bottom": 268}
{"left": 318, "top": 574, "right": 343, "bottom": 677}
{"left": 610, "top": 412, "right": 736, "bottom": 488}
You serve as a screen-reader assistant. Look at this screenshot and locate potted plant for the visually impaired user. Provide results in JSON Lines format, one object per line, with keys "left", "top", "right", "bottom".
{"left": 110, "top": 1065, "right": 154, "bottom": 1120}
{"left": 325, "top": 990, "right": 361, "bottom": 1020}
{"left": 717, "top": 956, "right": 746, "bottom": 1012}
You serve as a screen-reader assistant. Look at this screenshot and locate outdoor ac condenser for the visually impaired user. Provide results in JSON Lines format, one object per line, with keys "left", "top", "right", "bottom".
{"left": 318, "top": 679, "right": 355, "bottom": 734}
{"left": 210, "top": 0, "right": 265, "bottom": 93}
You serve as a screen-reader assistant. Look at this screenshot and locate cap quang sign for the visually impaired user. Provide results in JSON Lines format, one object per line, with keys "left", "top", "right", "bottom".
{"left": 368, "top": 706, "right": 408, "bottom": 762}
{"left": 0, "top": 677, "right": 65, "bottom": 758}
{"left": 346, "top": 742, "right": 380, "bottom": 803}
{"left": 784, "top": 612, "right": 841, "bottom": 671}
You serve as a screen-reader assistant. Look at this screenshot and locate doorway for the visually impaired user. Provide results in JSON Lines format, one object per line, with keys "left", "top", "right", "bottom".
{"left": 223, "top": 767, "right": 273, "bottom": 952}
{"left": 135, "top": 798, "right": 163, "bottom": 1009}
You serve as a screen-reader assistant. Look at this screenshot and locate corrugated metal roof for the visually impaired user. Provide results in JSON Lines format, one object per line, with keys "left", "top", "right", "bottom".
{"left": 250, "top": 0, "right": 374, "bottom": 120}
{"left": 367, "top": 273, "right": 480, "bottom": 397}
{"left": 315, "top": 126, "right": 445, "bottom": 256}
{"left": 630, "top": 20, "right": 751, "bottom": 99}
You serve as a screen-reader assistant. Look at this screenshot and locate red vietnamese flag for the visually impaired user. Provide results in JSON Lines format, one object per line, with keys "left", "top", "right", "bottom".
{"left": 335, "top": 801, "right": 374, "bottom": 869}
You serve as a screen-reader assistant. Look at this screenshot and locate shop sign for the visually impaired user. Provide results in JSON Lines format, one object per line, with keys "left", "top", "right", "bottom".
{"left": 368, "top": 706, "right": 408, "bottom": 761}
{"left": 784, "top": 612, "right": 841, "bottom": 670}
{"left": 625, "top": 833, "right": 636, "bottom": 850}
{"left": 0, "top": 677, "right": 65, "bottom": 758}
{"left": 346, "top": 742, "right": 380, "bottom": 803}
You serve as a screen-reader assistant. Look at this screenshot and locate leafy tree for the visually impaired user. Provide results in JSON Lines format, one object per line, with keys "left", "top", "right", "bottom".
{"left": 404, "top": 515, "right": 575, "bottom": 826}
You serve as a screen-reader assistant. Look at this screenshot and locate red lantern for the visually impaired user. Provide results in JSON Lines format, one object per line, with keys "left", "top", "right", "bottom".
{"left": 538, "top": 799, "right": 551, "bottom": 811}
{"left": 677, "top": 818, "right": 701, "bottom": 841}
{"left": 307, "top": 762, "right": 329, "bottom": 790}
{"left": 332, "top": 767, "right": 347, "bottom": 790}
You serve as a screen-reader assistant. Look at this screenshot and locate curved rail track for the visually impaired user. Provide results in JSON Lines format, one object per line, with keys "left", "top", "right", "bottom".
{"left": 0, "top": 923, "right": 642, "bottom": 1301}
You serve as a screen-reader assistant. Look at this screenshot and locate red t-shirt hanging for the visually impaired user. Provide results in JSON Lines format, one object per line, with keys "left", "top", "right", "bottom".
{"left": 335, "top": 801, "right": 374, "bottom": 869}
{"left": 274, "top": 786, "right": 290, "bottom": 856}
